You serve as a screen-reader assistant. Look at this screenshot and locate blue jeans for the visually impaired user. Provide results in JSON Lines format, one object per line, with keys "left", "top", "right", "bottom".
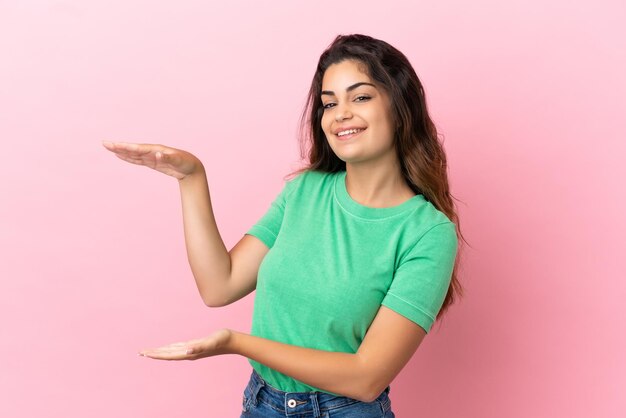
{"left": 240, "top": 369, "right": 395, "bottom": 417}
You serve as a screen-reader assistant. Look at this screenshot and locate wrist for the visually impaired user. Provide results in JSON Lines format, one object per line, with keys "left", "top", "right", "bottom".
{"left": 224, "top": 329, "right": 241, "bottom": 354}
{"left": 178, "top": 163, "right": 206, "bottom": 184}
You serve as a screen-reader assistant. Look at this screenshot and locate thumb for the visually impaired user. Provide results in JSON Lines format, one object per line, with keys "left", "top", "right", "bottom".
{"left": 156, "top": 150, "right": 173, "bottom": 163}
{"left": 157, "top": 150, "right": 186, "bottom": 170}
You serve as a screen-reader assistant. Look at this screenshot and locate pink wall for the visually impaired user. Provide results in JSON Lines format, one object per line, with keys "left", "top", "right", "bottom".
{"left": 1, "top": 1, "right": 624, "bottom": 417}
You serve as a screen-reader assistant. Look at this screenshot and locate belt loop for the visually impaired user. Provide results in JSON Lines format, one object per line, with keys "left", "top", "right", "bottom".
{"left": 250, "top": 371, "right": 266, "bottom": 406}
{"left": 309, "top": 393, "right": 321, "bottom": 417}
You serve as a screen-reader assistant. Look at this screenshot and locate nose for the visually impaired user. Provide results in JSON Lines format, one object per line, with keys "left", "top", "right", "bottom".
{"left": 334, "top": 102, "right": 353, "bottom": 122}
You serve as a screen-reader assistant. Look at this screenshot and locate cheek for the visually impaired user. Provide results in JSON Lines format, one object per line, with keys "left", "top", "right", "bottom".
{"left": 376, "top": 111, "right": 395, "bottom": 137}
{"left": 320, "top": 113, "right": 332, "bottom": 136}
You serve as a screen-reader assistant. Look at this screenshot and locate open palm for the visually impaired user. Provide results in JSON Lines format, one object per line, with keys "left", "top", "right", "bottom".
{"left": 139, "top": 329, "right": 232, "bottom": 361}
{"left": 102, "top": 141, "right": 201, "bottom": 180}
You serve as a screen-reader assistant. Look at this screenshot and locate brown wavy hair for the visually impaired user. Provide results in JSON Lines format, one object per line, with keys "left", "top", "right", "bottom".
{"left": 290, "top": 34, "right": 466, "bottom": 325}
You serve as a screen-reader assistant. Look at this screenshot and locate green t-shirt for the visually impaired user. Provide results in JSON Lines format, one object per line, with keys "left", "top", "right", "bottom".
{"left": 245, "top": 170, "right": 457, "bottom": 393}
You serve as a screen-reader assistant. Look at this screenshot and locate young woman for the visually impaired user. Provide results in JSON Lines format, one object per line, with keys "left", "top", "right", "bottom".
{"left": 103, "top": 34, "right": 464, "bottom": 418}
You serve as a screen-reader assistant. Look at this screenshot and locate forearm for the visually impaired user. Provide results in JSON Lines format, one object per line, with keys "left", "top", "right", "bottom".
{"left": 227, "top": 331, "right": 377, "bottom": 402}
{"left": 178, "top": 166, "right": 231, "bottom": 305}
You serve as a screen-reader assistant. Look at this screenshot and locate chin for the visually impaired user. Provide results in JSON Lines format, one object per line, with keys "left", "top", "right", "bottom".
{"left": 337, "top": 155, "right": 365, "bottom": 165}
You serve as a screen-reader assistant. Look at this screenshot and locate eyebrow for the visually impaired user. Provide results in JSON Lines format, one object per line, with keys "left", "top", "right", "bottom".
{"left": 320, "top": 82, "right": 376, "bottom": 96}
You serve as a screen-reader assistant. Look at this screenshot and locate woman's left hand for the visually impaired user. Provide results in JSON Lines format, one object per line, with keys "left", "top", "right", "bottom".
{"left": 139, "top": 329, "right": 232, "bottom": 361}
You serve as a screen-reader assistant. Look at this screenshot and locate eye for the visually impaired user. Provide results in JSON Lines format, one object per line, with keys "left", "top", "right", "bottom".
{"left": 322, "top": 95, "right": 370, "bottom": 111}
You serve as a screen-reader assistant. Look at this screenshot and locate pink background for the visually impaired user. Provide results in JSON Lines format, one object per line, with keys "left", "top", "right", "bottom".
{"left": 1, "top": 1, "right": 624, "bottom": 417}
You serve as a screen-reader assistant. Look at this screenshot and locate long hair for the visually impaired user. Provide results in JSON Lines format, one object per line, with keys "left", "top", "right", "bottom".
{"left": 291, "top": 34, "right": 466, "bottom": 324}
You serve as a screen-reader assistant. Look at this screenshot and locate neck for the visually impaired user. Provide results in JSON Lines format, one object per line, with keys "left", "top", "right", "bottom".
{"left": 344, "top": 160, "right": 415, "bottom": 208}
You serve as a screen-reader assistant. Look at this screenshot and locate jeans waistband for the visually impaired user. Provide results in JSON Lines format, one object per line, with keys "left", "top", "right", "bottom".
{"left": 244, "top": 369, "right": 391, "bottom": 417}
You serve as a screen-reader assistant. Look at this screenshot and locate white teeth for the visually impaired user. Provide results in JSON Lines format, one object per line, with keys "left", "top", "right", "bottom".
{"left": 337, "top": 128, "right": 363, "bottom": 137}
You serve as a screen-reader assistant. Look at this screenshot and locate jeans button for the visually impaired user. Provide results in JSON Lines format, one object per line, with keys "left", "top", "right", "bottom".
{"left": 287, "top": 399, "right": 297, "bottom": 408}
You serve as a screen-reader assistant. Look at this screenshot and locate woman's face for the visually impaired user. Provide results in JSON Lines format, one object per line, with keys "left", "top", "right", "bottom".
{"left": 320, "top": 60, "right": 396, "bottom": 166}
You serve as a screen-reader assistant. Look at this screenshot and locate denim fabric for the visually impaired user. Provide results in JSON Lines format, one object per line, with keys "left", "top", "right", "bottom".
{"left": 240, "top": 369, "right": 395, "bottom": 417}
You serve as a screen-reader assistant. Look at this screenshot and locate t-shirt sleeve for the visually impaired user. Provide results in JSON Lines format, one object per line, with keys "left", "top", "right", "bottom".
{"left": 245, "top": 174, "right": 302, "bottom": 249}
{"left": 381, "top": 221, "right": 458, "bottom": 333}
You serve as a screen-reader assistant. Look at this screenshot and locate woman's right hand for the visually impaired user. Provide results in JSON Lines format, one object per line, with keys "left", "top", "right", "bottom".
{"left": 102, "top": 141, "right": 202, "bottom": 180}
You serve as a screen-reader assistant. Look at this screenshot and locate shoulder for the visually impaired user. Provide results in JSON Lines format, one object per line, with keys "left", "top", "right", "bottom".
{"left": 284, "top": 169, "right": 338, "bottom": 192}
{"left": 407, "top": 196, "right": 455, "bottom": 233}
{"left": 288, "top": 169, "right": 338, "bottom": 182}
{"left": 402, "top": 220, "right": 458, "bottom": 266}
{"left": 399, "top": 201, "right": 458, "bottom": 257}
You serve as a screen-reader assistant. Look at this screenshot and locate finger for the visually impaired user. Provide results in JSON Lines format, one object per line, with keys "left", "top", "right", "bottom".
{"left": 140, "top": 352, "right": 187, "bottom": 360}
{"left": 139, "top": 346, "right": 193, "bottom": 360}
{"left": 147, "top": 342, "right": 188, "bottom": 351}
{"left": 101, "top": 141, "right": 138, "bottom": 152}
{"left": 104, "top": 141, "right": 162, "bottom": 156}
{"left": 139, "top": 341, "right": 190, "bottom": 354}
{"left": 113, "top": 153, "right": 147, "bottom": 166}
{"left": 103, "top": 143, "right": 144, "bottom": 157}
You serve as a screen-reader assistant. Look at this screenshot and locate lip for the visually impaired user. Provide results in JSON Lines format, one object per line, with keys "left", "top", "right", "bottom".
{"left": 333, "top": 126, "right": 366, "bottom": 135}
{"left": 335, "top": 127, "right": 366, "bottom": 141}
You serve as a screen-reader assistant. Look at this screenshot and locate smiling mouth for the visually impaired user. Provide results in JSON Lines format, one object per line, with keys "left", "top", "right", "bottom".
{"left": 336, "top": 128, "right": 365, "bottom": 140}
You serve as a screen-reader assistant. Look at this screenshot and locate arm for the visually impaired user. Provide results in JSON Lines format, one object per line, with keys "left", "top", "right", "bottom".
{"left": 179, "top": 168, "right": 269, "bottom": 307}
{"left": 140, "top": 305, "right": 426, "bottom": 402}
{"left": 229, "top": 306, "right": 426, "bottom": 402}
{"left": 176, "top": 167, "right": 231, "bottom": 305}
{"left": 178, "top": 170, "right": 268, "bottom": 307}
